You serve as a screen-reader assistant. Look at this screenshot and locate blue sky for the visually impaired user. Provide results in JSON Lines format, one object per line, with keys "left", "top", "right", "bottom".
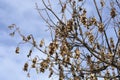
{"left": 0, "top": 0, "right": 108, "bottom": 80}
{"left": 0, "top": 0, "right": 92, "bottom": 80}
{"left": 0, "top": 0, "right": 54, "bottom": 80}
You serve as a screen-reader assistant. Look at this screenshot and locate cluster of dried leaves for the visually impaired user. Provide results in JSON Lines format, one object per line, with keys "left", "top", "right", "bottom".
{"left": 8, "top": 0, "right": 120, "bottom": 80}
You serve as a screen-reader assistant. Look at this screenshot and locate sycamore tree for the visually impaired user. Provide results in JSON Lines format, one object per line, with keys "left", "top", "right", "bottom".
{"left": 8, "top": 0, "right": 120, "bottom": 80}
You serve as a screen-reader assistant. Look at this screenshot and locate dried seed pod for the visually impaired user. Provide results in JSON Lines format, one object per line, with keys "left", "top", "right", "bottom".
{"left": 98, "top": 23, "right": 104, "bottom": 32}
{"left": 110, "top": 8, "right": 116, "bottom": 18}
{"left": 108, "top": 52, "right": 113, "bottom": 60}
{"left": 32, "top": 63, "right": 36, "bottom": 68}
{"left": 91, "top": 17, "right": 97, "bottom": 25}
{"left": 87, "top": 55, "right": 91, "bottom": 64}
{"left": 66, "top": 20, "right": 73, "bottom": 32}
{"left": 9, "top": 32, "right": 15, "bottom": 37}
{"left": 90, "top": 73, "right": 96, "bottom": 79}
{"left": 23, "top": 62, "right": 28, "bottom": 71}
{"left": 89, "top": 34, "right": 94, "bottom": 43}
{"left": 74, "top": 48, "right": 80, "bottom": 59}
{"left": 40, "top": 68, "right": 45, "bottom": 73}
{"left": 75, "top": 48, "right": 80, "bottom": 55}
{"left": 40, "top": 60, "right": 48, "bottom": 69}
{"left": 15, "top": 47, "right": 20, "bottom": 54}
{"left": 110, "top": 38, "right": 114, "bottom": 48}
{"left": 81, "top": 16, "right": 87, "bottom": 25}
{"left": 100, "top": 0, "right": 105, "bottom": 7}
{"left": 39, "top": 39, "right": 44, "bottom": 47}
{"left": 48, "top": 42, "right": 56, "bottom": 55}
{"left": 100, "top": 50, "right": 105, "bottom": 59}
{"left": 27, "top": 35, "right": 31, "bottom": 40}
{"left": 32, "top": 57, "right": 37, "bottom": 64}
{"left": 8, "top": 24, "right": 15, "bottom": 29}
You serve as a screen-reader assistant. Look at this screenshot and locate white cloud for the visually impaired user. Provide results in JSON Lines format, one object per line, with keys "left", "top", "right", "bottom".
{"left": 0, "top": 0, "right": 53, "bottom": 80}
{"left": 0, "top": 45, "right": 28, "bottom": 80}
{"left": 0, "top": 57, "right": 26, "bottom": 80}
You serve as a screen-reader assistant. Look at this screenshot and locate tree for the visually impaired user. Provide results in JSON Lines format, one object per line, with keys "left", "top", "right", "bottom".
{"left": 8, "top": 0, "right": 120, "bottom": 80}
